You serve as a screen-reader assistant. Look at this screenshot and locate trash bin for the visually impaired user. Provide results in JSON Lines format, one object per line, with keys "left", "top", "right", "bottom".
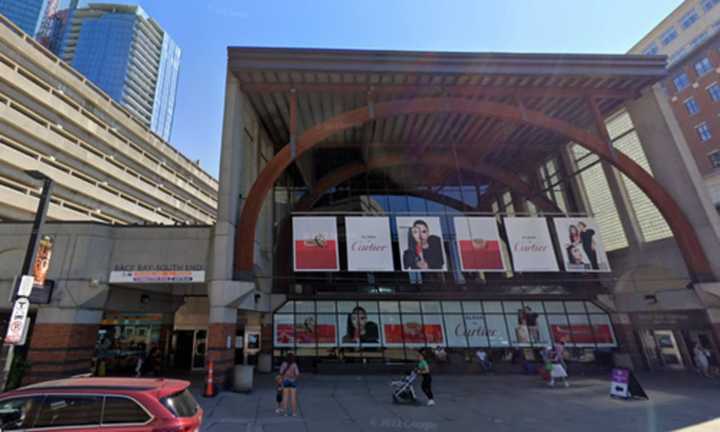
{"left": 233, "top": 364, "right": 254, "bottom": 392}
{"left": 258, "top": 353, "right": 272, "bottom": 373}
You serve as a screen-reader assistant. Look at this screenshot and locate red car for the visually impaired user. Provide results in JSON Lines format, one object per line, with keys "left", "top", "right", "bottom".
{"left": 0, "top": 377, "right": 202, "bottom": 431}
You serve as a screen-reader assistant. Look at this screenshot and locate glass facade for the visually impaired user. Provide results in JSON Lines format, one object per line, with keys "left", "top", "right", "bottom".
{"left": 273, "top": 300, "right": 616, "bottom": 363}
{"left": 151, "top": 35, "right": 181, "bottom": 141}
{"left": 54, "top": 5, "right": 180, "bottom": 141}
{"left": 70, "top": 12, "right": 135, "bottom": 102}
{"left": 0, "top": 0, "right": 49, "bottom": 36}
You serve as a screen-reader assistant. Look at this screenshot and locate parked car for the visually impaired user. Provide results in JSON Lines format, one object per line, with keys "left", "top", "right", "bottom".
{"left": 0, "top": 377, "right": 202, "bottom": 431}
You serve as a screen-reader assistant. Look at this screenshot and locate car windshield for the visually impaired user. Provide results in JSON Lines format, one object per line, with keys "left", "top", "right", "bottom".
{"left": 160, "top": 389, "right": 197, "bottom": 418}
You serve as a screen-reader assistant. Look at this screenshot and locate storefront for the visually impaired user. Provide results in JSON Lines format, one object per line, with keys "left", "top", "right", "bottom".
{"left": 95, "top": 312, "right": 165, "bottom": 376}
{"left": 631, "top": 310, "right": 718, "bottom": 371}
{"left": 273, "top": 299, "right": 617, "bottom": 369}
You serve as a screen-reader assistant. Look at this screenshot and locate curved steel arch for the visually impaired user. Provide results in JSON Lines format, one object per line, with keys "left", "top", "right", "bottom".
{"left": 234, "top": 97, "right": 712, "bottom": 281}
{"left": 294, "top": 154, "right": 560, "bottom": 212}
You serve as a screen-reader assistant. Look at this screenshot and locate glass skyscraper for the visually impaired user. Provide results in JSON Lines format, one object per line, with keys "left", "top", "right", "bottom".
{"left": 53, "top": 4, "right": 181, "bottom": 141}
{"left": 0, "top": 0, "right": 50, "bottom": 36}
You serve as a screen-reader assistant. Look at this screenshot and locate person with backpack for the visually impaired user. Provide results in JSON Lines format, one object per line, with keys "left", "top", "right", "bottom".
{"left": 278, "top": 353, "right": 300, "bottom": 416}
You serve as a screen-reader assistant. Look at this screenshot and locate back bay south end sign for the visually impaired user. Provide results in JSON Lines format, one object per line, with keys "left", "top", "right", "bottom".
{"left": 109, "top": 264, "right": 205, "bottom": 284}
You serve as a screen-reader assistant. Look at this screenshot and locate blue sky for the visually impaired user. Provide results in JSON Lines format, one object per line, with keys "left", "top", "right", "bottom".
{"left": 62, "top": 0, "right": 683, "bottom": 178}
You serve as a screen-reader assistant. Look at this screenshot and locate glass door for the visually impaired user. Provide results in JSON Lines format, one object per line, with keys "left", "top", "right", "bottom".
{"left": 654, "top": 330, "right": 684, "bottom": 370}
{"left": 192, "top": 329, "right": 207, "bottom": 370}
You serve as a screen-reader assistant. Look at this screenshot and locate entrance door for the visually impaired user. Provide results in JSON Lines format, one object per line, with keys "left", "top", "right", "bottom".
{"left": 192, "top": 329, "right": 207, "bottom": 370}
{"left": 654, "top": 330, "right": 684, "bottom": 369}
{"left": 173, "top": 330, "right": 194, "bottom": 370}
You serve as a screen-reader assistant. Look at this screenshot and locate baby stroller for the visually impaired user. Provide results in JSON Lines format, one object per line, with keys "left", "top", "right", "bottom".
{"left": 391, "top": 370, "right": 418, "bottom": 404}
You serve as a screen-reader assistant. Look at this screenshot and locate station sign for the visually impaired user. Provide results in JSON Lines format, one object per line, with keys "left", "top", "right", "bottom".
{"left": 109, "top": 270, "right": 205, "bottom": 284}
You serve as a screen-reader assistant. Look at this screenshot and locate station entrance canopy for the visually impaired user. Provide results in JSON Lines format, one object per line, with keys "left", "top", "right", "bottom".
{"left": 227, "top": 48, "right": 713, "bottom": 282}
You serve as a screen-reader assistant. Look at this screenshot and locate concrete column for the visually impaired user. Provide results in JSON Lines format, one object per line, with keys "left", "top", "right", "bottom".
{"left": 626, "top": 86, "right": 720, "bottom": 280}
{"left": 24, "top": 307, "right": 102, "bottom": 384}
{"left": 706, "top": 308, "right": 720, "bottom": 355}
{"left": 207, "top": 307, "right": 237, "bottom": 388}
{"left": 609, "top": 312, "right": 644, "bottom": 371}
{"left": 210, "top": 71, "right": 255, "bottom": 283}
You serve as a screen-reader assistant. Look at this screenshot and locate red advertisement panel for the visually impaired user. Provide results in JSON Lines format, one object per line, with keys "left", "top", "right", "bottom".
{"left": 458, "top": 239, "right": 503, "bottom": 270}
{"left": 294, "top": 240, "right": 338, "bottom": 271}
{"left": 275, "top": 323, "right": 336, "bottom": 345}
{"left": 550, "top": 324, "right": 613, "bottom": 344}
{"left": 383, "top": 323, "right": 444, "bottom": 345}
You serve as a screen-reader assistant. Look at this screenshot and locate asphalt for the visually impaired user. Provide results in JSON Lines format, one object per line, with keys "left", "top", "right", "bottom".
{"left": 192, "top": 371, "right": 720, "bottom": 432}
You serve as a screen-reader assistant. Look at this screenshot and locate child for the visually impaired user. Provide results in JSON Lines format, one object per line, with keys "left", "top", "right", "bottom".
{"left": 274, "top": 374, "right": 283, "bottom": 414}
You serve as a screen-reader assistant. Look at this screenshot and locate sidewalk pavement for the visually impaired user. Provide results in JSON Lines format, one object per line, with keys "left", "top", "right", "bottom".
{"left": 193, "top": 372, "right": 720, "bottom": 432}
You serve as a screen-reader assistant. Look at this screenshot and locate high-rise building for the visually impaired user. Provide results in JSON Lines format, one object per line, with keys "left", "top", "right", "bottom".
{"left": 0, "top": 0, "right": 51, "bottom": 36}
{"left": 52, "top": 3, "right": 181, "bottom": 141}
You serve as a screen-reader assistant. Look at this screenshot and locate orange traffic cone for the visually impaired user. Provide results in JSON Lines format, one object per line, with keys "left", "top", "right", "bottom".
{"left": 203, "top": 360, "right": 216, "bottom": 398}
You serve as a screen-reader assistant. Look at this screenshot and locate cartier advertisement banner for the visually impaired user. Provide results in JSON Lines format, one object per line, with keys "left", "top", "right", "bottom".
{"left": 396, "top": 217, "right": 448, "bottom": 272}
{"left": 344, "top": 217, "right": 395, "bottom": 271}
{"left": 552, "top": 217, "right": 611, "bottom": 272}
{"left": 293, "top": 217, "right": 339, "bottom": 271}
{"left": 453, "top": 217, "right": 507, "bottom": 272}
{"left": 503, "top": 217, "right": 559, "bottom": 272}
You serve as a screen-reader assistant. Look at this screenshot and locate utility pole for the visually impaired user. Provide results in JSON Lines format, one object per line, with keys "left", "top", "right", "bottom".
{"left": 0, "top": 171, "right": 53, "bottom": 390}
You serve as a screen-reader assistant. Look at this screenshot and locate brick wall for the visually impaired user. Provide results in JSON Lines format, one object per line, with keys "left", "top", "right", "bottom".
{"left": 207, "top": 323, "right": 236, "bottom": 388}
{"left": 24, "top": 323, "right": 99, "bottom": 384}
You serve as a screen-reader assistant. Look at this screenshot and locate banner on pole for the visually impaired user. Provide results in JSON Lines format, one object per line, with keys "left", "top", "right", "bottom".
{"left": 453, "top": 217, "right": 506, "bottom": 272}
{"left": 396, "top": 217, "right": 447, "bottom": 272}
{"left": 293, "top": 217, "right": 339, "bottom": 271}
{"left": 503, "top": 217, "right": 559, "bottom": 272}
{"left": 553, "top": 217, "right": 611, "bottom": 272}
{"left": 345, "top": 217, "right": 394, "bottom": 271}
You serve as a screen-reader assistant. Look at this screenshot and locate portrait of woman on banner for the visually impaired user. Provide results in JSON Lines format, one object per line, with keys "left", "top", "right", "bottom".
{"left": 402, "top": 219, "right": 445, "bottom": 271}
{"left": 341, "top": 306, "right": 379, "bottom": 344}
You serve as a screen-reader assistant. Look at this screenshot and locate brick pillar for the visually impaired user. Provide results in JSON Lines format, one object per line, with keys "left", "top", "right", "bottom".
{"left": 24, "top": 308, "right": 101, "bottom": 385}
{"left": 610, "top": 313, "right": 644, "bottom": 370}
{"left": 207, "top": 307, "right": 237, "bottom": 388}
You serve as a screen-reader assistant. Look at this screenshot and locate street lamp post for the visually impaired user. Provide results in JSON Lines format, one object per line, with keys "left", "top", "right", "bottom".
{"left": 0, "top": 170, "right": 53, "bottom": 390}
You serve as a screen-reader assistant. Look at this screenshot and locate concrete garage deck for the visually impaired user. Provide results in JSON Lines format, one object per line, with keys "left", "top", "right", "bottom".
{"left": 194, "top": 373, "right": 720, "bottom": 432}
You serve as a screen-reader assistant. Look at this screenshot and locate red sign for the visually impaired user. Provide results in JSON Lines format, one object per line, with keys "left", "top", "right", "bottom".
{"left": 550, "top": 324, "right": 614, "bottom": 344}
{"left": 33, "top": 236, "right": 53, "bottom": 287}
{"left": 294, "top": 240, "right": 338, "bottom": 271}
{"left": 275, "top": 323, "right": 336, "bottom": 345}
{"left": 458, "top": 239, "right": 503, "bottom": 270}
{"left": 383, "top": 323, "right": 444, "bottom": 345}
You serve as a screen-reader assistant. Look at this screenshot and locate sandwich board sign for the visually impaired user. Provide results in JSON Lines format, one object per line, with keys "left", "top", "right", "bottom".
{"left": 610, "top": 368, "right": 648, "bottom": 400}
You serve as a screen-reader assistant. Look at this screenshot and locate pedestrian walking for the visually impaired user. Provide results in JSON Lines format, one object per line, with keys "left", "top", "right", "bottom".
{"left": 694, "top": 342, "right": 711, "bottom": 377}
{"left": 416, "top": 350, "right": 435, "bottom": 406}
{"left": 278, "top": 353, "right": 300, "bottom": 416}
{"left": 546, "top": 345, "right": 569, "bottom": 388}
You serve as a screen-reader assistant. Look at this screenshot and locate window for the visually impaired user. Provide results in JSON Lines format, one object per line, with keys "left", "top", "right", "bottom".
{"left": 694, "top": 57, "right": 713, "bottom": 76}
{"left": 661, "top": 27, "right": 678, "bottom": 46}
{"left": 34, "top": 396, "right": 102, "bottom": 428}
{"left": 102, "top": 397, "right": 151, "bottom": 424}
{"left": 709, "top": 152, "right": 720, "bottom": 168}
{"left": 161, "top": 390, "right": 198, "bottom": 418}
{"left": 643, "top": 43, "right": 658, "bottom": 56}
{"left": 673, "top": 72, "right": 690, "bottom": 91}
{"left": 0, "top": 397, "right": 43, "bottom": 431}
{"left": 680, "top": 9, "right": 699, "bottom": 29}
{"left": 708, "top": 83, "right": 720, "bottom": 101}
{"left": 697, "top": 123, "right": 712, "bottom": 142}
{"left": 684, "top": 97, "right": 700, "bottom": 115}
{"left": 703, "top": 0, "right": 719, "bottom": 11}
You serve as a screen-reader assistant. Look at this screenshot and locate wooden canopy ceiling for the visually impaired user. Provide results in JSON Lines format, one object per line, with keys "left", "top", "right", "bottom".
{"left": 229, "top": 47, "right": 667, "bottom": 183}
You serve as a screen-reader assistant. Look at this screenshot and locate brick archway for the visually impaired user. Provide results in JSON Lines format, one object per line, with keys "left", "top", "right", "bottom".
{"left": 234, "top": 97, "right": 713, "bottom": 281}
